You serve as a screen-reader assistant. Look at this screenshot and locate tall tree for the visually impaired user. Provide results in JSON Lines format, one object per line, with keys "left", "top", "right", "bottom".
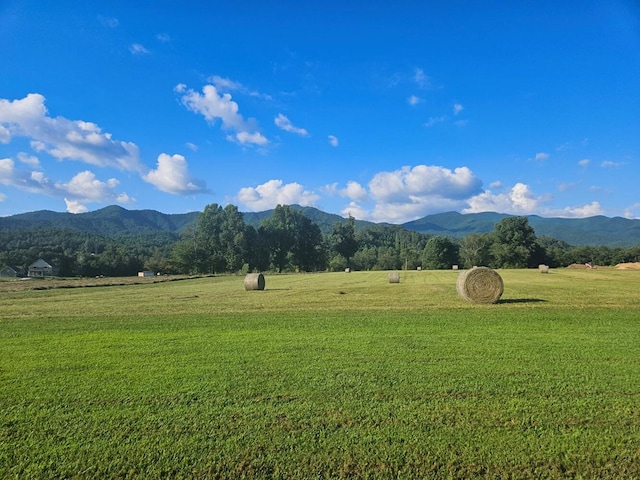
{"left": 490, "top": 216, "right": 538, "bottom": 268}
{"left": 422, "top": 236, "right": 459, "bottom": 269}
{"left": 459, "top": 233, "right": 493, "bottom": 268}
{"left": 330, "top": 215, "right": 359, "bottom": 267}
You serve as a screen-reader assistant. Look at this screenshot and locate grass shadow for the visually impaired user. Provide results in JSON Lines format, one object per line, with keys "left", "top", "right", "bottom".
{"left": 498, "top": 298, "right": 547, "bottom": 304}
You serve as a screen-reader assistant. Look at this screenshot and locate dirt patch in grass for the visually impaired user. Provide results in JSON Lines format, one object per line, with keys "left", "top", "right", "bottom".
{"left": 0, "top": 275, "right": 206, "bottom": 292}
{"left": 615, "top": 262, "right": 640, "bottom": 270}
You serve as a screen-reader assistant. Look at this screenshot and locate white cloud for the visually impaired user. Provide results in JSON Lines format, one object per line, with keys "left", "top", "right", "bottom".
{"left": 185, "top": 142, "right": 198, "bottom": 151}
{"left": 230, "top": 131, "right": 268, "bottom": 146}
{"left": 156, "top": 33, "right": 171, "bottom": 42}
{"left": 337, "top": 181, "right": 367, "bottom": 201}
{"left": 489, "top": 180, "right": 502, "bottom": 189}
{"left": 601, "top": 160, "right": 622, "bottom": 167}
{"left": 578, "top": 158, "right": 591, "bottom": 167}
{"left": 535, "top": 152, "right": 550, "bottom": 161}
{"left": 274, "top": 114, "right": 309, "bottom": 136}
{"left": 341, "top": 165, "right": 483, "bottom": 223}
{"left": 424, "top": 116, "right": 446, "bottom": 127}
{"left": 1, "top": 157, "right": 133, "bottom": 209}
{"left": 0, "top": 124, "right": 10, "bottom": 143}
{"left": 0, "top": 93, "right": 143, "bottom": 172}
{"left": 543, "top": 201, "right": 603, "bottom": 218}
{"left": 64, "top": 198, "right": 88, "bottom": 214}
{"left": 143, "top": 153, "right": 208, "bottom": 195}
{"left": 328, "top": 135, "right": 339, "bottom": 147}
{"left": 453, "top": 103, "right": 464, "bottom": 115}
{"left": 209, "top": 75, "right": 272, "bottom": 100}
{"left": 463, "top": 182, "right": 544, "bottom": 215}
{"left": 178, "top": 84, "right": 268, "bottom": 147}
{"left": 17, "top": 152, "right": 39, "bottom": 167}
{"left": 408, "top": 95, "right": 421, "bottom": 106}
{"left": 129, "top": 43, "right": 150, "bottom": 55}
{"left": 236, "top": 179, "right": 319, "bottom": 211}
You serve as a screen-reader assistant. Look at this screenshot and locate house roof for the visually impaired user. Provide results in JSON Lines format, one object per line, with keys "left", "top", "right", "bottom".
{"left": 29, "top": 258, "right": 52, "bottom": 269}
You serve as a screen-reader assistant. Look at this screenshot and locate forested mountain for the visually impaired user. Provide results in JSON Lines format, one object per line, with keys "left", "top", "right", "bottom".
{"left": 0, "top": 205, "right": 199, "bottom": 235}
{"left": 2, "top": 205, "right": 640, "bottom": 247}
{"left": 402, "top": 211, "right": 640, "bottom": 247}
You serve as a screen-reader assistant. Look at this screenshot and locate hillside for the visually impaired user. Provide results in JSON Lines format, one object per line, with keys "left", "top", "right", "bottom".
{"left": 2, "top": 205, "right": 640, "bottom": 247}
{"left": 402, "top": 211, "right": 640, "bottom": 247}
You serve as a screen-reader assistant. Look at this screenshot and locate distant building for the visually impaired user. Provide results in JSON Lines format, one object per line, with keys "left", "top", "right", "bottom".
{"left": 138, "top": 271, "right": 155, "bottom": 277}
{"left": 0, "top": 266, "right": 18, "bottom": 278}
{"left": 28, "top": 259, "right": 55, "bottom": 277}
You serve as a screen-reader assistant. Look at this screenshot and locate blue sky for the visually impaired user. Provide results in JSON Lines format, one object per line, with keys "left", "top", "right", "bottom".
{"left": 1, "top": 1, "right": 639, "bottom": 223}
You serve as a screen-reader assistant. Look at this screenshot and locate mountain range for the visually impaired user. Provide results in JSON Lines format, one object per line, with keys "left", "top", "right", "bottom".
{"left": 2, "top": 205, "right": 640, "bottom": 247}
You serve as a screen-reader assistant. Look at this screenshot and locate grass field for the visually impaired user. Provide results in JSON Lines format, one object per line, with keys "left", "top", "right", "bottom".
{"left": 1, "top": 269, "right": 639, "bottom": 478}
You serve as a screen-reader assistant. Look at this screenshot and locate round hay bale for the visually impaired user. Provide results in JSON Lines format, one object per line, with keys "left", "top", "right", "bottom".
{"left": 244, "top": 273, "right": 265, "bottom": 291}
{"left": 539, "top": 264, "right": 550, "bottom": 273}
{"left": 456, "top": 267, "right": 503, "bottom": 304}
{"left": 389, "top": 272, "right": 400, "bottom": 283}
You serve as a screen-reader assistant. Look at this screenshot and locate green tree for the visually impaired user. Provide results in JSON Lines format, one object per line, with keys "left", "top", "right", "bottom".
{"left": 330, "top": 215, "right": 359, "bottom": 267}
{"left": 459, "top": 233, "right": 493, "bottom": 268}
{"left": 422, "top": 236, "right": 459, "bottom": 269}
{"left": 490, "top": 216, "right": 538, "bottom": 268}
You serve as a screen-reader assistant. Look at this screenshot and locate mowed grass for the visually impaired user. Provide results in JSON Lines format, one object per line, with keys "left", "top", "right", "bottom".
{"left": 1, "top": 269, "right": 639, "bottom": 478}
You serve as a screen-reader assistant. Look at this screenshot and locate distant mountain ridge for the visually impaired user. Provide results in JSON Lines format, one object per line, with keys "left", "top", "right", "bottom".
{"left": 2, "top": 205, "right": 640, "bottom": 247}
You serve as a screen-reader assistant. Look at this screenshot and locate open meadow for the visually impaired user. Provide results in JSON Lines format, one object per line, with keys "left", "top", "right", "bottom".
{"left": 1, "top": 268, "right": 640, "bottom": 478}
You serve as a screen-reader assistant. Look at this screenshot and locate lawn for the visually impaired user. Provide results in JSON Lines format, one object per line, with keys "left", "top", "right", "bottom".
{"left": 1, "top": 269, "right": 639, "bottom": 478}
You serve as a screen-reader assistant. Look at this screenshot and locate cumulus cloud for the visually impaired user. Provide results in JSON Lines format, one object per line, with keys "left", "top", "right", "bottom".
{"left": 143, "top": 153, "right": 208, "bottom": 195}
{"left": 413, "top": 68, "right": 430, "bottom": 88}
{"left": 543, "top": 201, "right": 603, "bottom": 218}
{"left": 453, "top": 103, "right": 464, "bottom": 115}
{"left": 328, "top": 135, "right": 339, "bottom": 147}
{"left": 177, "top": 84, "right": 268, "bottom": 147}
{"left": 0, "top": 93, "right": 143, "bottom": 171}
{"left": 274, "top": 114, "right": 309, "bottom": 136}
{"left": 341, "top": 165, "right": 483, "bottom": 223}
{"left": 64, "top": 198, "right": 89, "bottom": 214}
{"left": 0, "top": 158, "right": 133, "bottom": 211}
{"left": 236, "top": 179, "right": 320, "bottom": 211}
{"left": 578, "top": 158, "right": 591, "bottom": 167}
{"left": 463, "top": 182, "right": 544, "bottom": 215}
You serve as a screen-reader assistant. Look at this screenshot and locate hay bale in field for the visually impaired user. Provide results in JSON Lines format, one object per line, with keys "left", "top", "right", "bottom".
{"left": 539, "top": 264, "right": 550, "bottom": 273}
{"left": 389, "top": 272, "right": 400, "bottom": 283}
{"left": 244, "top": 273, "right": 265, "bottom": 291}
{"left": 456, "top": 266, "right": 503, "bottom": 304}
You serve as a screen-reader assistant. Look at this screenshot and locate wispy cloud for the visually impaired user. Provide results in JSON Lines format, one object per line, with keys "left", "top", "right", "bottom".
{"left": 601, "top": 160, "right": 622, "bottom": 167}
{"left": 535, "top": 152, "right": 550, "bottom": 161}
{"left": 424, "top": 116, "right": 446, "bottom": 127}
{"left": 274, "top": 114, "right": 308, "bottom": 136}
{"left": 453, "top": 103, "right": 464, "bottom": 115}
{"left": 129, "top": 43, "right": 150, "bottom": 55}
{"left": 98, "top": 16, "right": 119, "bottom": 28}
{"left": 328, "top": 135, "right": 339, "bottom": 147}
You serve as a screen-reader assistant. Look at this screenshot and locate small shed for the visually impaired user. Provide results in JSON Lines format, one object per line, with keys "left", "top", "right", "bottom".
{"left": 138, "top": 271, "right": 155, "bottom": 277}
{"left": 28, "top": 259, "right": 55, "bottom": 278}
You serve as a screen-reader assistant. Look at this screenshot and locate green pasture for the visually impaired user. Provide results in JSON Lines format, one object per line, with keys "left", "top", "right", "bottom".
{"left": 1, "top": 269, "right": 639, "bottom": 478}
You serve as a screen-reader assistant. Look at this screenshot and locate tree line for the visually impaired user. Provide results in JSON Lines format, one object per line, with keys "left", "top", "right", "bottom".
{"left": 2, "top": 204, "right": 640, "bottom": 277}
